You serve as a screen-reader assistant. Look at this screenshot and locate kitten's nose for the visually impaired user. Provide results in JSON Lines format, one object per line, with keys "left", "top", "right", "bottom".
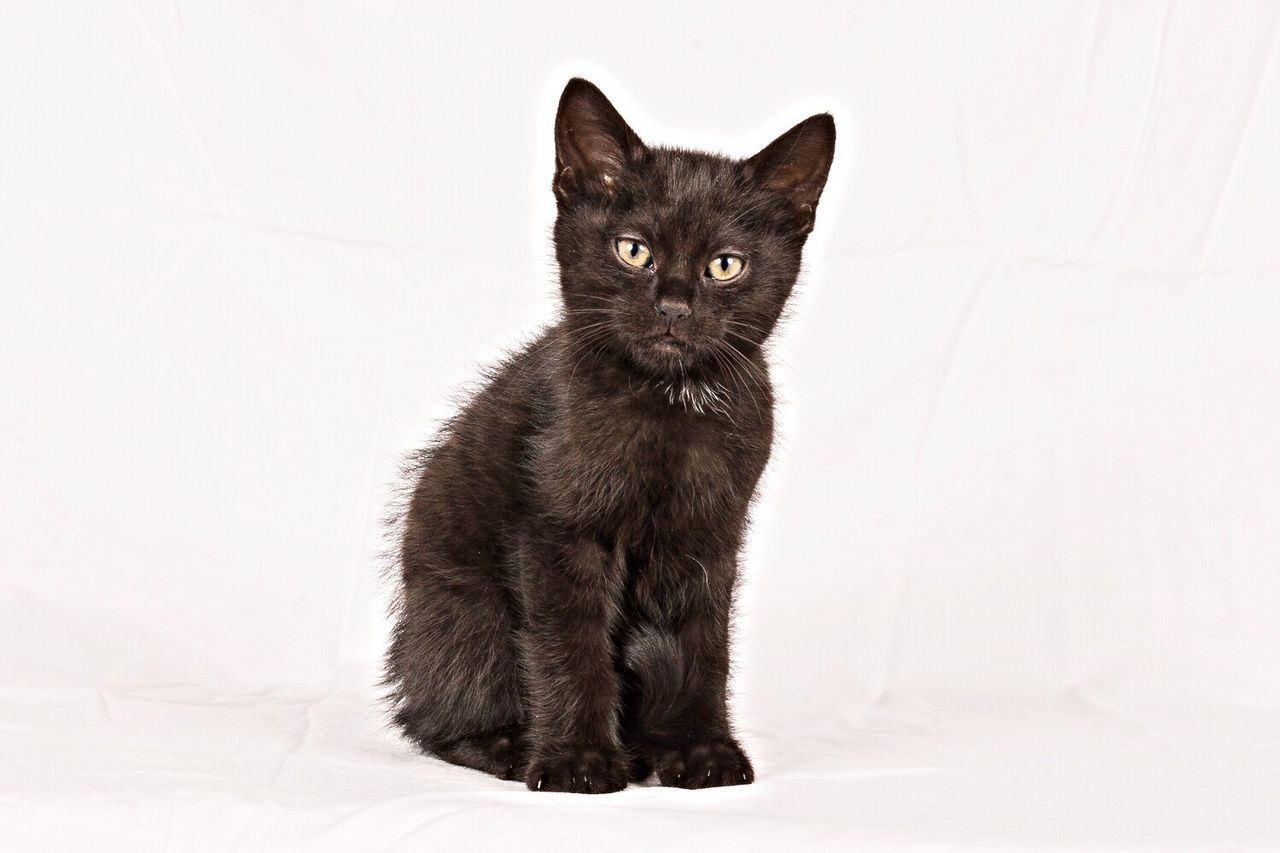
{"left": 655, "top": 299, "right": 691, "bottom": 323}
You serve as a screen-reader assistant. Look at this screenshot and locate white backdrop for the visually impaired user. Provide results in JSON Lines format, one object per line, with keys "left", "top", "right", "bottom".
{"left": 4, "top": 1, "right": 1280, "bottom": 849}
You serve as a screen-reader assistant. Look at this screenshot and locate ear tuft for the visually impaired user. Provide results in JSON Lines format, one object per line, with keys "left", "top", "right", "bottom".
{"left": 553, "top": 78, "right": 644, "bottom": 202}
{"left": 747, "top": 114, "right": 836, "bottom": 232}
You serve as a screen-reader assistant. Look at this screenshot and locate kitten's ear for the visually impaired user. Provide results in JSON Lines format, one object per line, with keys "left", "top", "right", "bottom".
{"left": 554, "top": 78, "right": 645, "bottom": 202}
{"left": 747, "top": 114, "right": 836, "bottom": 233}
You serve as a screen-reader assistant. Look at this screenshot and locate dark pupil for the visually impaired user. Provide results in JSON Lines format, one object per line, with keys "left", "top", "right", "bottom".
{"left": 719, "top": 256, "right": 729, "bottom": 271}
{"left": 629, "top": 242, "right": 639, "bottom": 258}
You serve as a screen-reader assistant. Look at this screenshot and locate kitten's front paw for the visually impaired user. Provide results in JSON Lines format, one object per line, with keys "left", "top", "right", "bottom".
{"left": 525, "top": 746, "right": 628, "bottom": 794}
{"left": 653, "top": 738, "right": 754, "bottom": 789}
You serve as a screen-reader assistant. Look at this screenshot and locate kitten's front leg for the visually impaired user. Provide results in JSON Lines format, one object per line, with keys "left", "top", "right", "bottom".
{"left": 518, "top": 533, "right": 629, "bottom": 794}
{"left": 625, "top": 553, "right": 754, "bottom": 789}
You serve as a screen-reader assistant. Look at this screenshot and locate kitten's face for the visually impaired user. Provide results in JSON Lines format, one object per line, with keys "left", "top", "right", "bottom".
{"left": 551, "top": 79, "right": 834, "bottom": 381}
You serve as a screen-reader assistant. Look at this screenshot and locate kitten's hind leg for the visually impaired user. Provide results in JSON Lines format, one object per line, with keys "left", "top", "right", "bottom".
{"left": 430, "top": 723, "right": 529, "bottom": 781}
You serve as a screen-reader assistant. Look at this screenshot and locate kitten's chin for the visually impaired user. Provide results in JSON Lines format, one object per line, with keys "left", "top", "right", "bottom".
{"left": 626, "top": 336, "right": 702, "bottom": 377}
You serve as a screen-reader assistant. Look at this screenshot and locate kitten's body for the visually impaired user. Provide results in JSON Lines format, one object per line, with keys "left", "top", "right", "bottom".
{"left": 386, "top": 80, "right": 833, "bottom": 793}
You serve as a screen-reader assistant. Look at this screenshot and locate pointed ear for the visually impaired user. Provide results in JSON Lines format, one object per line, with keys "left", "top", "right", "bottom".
{"left": 747, "top": 114, "right": 836, "bottom": 233}
{"left": 553, "top": 78, "right": 645, "bottom": 202}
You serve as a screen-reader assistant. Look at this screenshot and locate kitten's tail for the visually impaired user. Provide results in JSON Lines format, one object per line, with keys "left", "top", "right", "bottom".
{"left": 622, "top": 627, "right": 690, "bottom": 728}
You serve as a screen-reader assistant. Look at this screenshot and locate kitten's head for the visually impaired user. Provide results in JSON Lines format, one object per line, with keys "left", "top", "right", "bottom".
{"left": 551, "top": 78, "right": 834, "bottom": 381}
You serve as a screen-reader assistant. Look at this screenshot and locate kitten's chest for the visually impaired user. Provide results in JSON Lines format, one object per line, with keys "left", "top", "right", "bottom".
{"left": 540, "top": 398, "right": 747, "bottom": 531}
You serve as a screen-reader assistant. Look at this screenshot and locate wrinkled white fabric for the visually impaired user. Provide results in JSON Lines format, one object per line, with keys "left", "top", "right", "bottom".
{"left": 3, "top": 2, "right": 1279, "bottom": 849}
{"left": 5, "top": 678, "right": 1279, "bottom": 851}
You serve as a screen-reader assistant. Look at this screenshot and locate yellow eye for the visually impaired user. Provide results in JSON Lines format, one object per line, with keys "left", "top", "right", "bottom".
{"left": 616, "top": 238, "right": 653, "bottom": 269}
{"left": 706, "top": 254, "right": 745, "bottom": 282}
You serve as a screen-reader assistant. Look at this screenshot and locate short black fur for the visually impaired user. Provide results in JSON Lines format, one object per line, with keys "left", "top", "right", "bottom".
{"left": 385, "top": 78, "right": 834, "bottom": 793}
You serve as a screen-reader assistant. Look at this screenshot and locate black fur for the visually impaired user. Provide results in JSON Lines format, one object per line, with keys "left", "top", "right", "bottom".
{"left": 385, "top": 78, "right": 834, "bottom": 793}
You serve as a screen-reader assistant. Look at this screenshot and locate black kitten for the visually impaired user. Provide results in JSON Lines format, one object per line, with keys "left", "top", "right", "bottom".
{"left": 385, "top": 78, "right": 834, "bottom": 793}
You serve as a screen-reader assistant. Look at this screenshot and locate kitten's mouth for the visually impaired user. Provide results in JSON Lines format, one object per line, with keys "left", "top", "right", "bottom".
{"left": 632, "top": 333, "right": 699, "bottom": 375}
{"left": 650, "top": 334, "right": 686, "bottom": 354}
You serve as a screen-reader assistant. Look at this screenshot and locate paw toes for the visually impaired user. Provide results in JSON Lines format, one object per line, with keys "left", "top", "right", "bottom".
{"left": 650, "top": 739, "right": 753, "bottom": 790}
{"left": 526, "top": 747, "right": 627, "bottom": 794}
